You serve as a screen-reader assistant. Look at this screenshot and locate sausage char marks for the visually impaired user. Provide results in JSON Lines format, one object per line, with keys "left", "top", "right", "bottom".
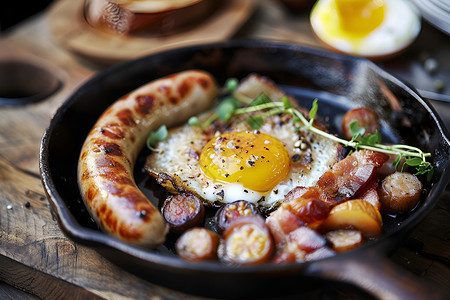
{"left": 78, "top": 70, "right": 219, "bottom": 247}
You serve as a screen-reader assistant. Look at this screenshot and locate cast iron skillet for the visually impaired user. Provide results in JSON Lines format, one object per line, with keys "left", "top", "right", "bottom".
{"left": 40, "top": 40, "right": 450, "bottom": 299}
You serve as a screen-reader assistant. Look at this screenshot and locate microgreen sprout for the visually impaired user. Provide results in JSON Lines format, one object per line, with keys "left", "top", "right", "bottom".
{"left": 202, "top": 79, "right": 434, "bottom": 179}
{"left": 149, "top": 77, "right": 433, "bottom": 180}
{"left": 217, "top": 97, "right": 240, "bottom": 121}
{"left": 146, "top": 125, "right": 168, "bottom": 152}
{"left": 225, "top": 78, "right": 239, "bottom": 92}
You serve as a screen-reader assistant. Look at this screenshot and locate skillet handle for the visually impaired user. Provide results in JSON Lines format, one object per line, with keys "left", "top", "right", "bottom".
{"left": 304, "top": 248, "right": 446, "bottom": 300}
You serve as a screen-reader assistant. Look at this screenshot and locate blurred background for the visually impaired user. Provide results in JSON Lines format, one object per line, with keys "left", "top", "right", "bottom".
{"left": 0, "top": 1, "right": 53, "bottom": 31}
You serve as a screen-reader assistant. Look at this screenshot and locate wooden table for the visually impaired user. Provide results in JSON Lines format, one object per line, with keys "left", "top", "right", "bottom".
{"left": 1, "top": 1, "right": 449, "bottom": 299}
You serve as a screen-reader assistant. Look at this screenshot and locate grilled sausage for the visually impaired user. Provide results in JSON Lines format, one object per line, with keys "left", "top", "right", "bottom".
{"left": 215, "top": 200, "right": 258, "bottom": 232}
{"left": 378, "top": 171, "right": 423, "bottom": 214}
{"left": 341, "top": 107, "right": 380, "bottom": 140}
{"left": 78, "top": 70, "right": 219, "bottom": 247}
{"left": 176, "top": 228, "right": 220, "bottom": 262}
{"left": 219, "top": 215, "right": 274, "bottom": 265}
{"left": 162, "top": 193, "right": 205, "bottom": 234}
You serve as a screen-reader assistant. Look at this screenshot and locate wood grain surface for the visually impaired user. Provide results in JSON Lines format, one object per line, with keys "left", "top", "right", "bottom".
{"left": 0, "top": 281, "right": 40, "bottom": 300}
{"left": 0, "top": 0, "right": 449, "bottom": 299}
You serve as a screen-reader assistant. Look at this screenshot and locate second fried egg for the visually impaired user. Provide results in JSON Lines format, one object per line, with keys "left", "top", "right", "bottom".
{"left": 310, "top": 0, "right": 421, "bottom": 58}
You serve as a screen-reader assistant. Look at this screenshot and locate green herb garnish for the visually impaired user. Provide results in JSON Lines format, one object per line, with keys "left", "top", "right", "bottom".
{"left": 308, "top": 98, "right": 319, "bottom": 123}
{"left": 188, "top": 79, "right": 433, "bottom": 179}
{"left": 247, "top": 116, "right": 264, "bottom": 129}
{"left": 225, "top": 78, "right": 239, "bottom": 92}
{"left": 146, "top": 125, "right": 168, "bottom": 152}
{"left": 187, "top": 116, "right": 200, "bottom": 126}
{"left": 251, "top": 94, "right": 272, "bottom": 107}
{"left": 349, "top": 120, "right": 382, "bottom": 148}
{"left": 217, "top": 97, "right": 240, "bottom": 121}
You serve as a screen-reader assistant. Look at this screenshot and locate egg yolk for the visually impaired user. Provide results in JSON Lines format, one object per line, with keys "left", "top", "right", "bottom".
{"left": 199, "top": 131, "right": 290, "bottom": 193}
{"left": 335, "top": 0, "right": 385, "bottom": 36}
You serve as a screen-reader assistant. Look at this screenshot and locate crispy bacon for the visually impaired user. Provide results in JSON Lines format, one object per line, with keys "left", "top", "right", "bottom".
{"left": 266, "top": 208, "right": 305, "bottom": 244}
{"left": 273, "top": 226, "right": 332, "bottom": 264}
{"left": 267, "top": 150, "right": 388, "bottom": 244}
{"left": 266, "top": 187, "right": 331, "bottom": 243}
{"left": 317, "top": 149, "right": 389, "bottom": 203}
{"left": 282, "top": 187, "right": 331, "bottom": 229}
{"left": 356, "top": 175, "right": 381, "bottom": 210}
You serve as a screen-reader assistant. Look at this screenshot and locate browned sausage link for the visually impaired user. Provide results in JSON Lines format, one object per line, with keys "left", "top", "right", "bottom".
{"left": 341, "top": 107, "right": 380, "bottom": 140}
{"left": 219, "top": 215, "right": 274, "bottom": 265}
{"left": 176, "top": 228, "right": 220, "bottom": 262}
{"left": 378, "top": 171, "right": 423, "bottom": 214}
{"left": 215, "top": 200, "right": 258, "bottom": 232}
{"left": 78, "top": 70, "right": 218, "bottom": 247}
{"left": 162, "top": 193, "right": 205, "bottom": 234}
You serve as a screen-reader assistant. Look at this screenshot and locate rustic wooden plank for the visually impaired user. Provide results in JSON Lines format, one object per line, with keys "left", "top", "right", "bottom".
{"left": 0, "top": 86, "right": 208, "bottom": 300}
{"left": 0, "top": 280, "right": 40, "bottom": 300}
{"left": 0, "top": 128, "right": 209, "bottom": 300}
{"left": 390, "top": 187, "right": 450, "bottom": 297}
{"left": 0, "top": 256, "right": 105, "bottom": 300}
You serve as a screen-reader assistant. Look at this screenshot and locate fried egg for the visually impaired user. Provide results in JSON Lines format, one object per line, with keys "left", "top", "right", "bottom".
{"left": 310, "top": 0, "right": 421, "bottom": 58}
{"left": 145, "top": 75, "right": 342, "bottom": 209}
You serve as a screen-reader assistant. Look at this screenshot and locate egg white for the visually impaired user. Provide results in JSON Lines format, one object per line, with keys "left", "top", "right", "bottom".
{"left": 145, "top": 114, "right": 341, "bottom": 209}
{"left": 310, "top": 0, "right": 421, "bottom": 58}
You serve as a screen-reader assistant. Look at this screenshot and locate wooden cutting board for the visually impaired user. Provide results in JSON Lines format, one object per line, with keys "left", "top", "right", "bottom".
{"left": 47, "top": 0, "right": 256, "bottom": 65}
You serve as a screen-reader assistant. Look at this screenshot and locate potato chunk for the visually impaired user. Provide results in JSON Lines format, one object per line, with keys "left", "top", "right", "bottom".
{"left": 326, "top": 229, "right": 363, "bottom": 252}
{"left": 319, "top": 199, "right": 383, "bottom": 237}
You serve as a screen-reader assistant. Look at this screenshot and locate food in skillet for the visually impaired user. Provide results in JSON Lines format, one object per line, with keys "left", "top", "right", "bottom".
{"left": 78, "top": 70, "right": 432, "bottom": 265}
{"left": 145, "top": 74, "right": 342, "bottom": 209}
{"left": 143, "top": 73, "right": 431, "bottom": 264}
{"left": 77, "top": 70, "right": 218, "bottom": 247}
